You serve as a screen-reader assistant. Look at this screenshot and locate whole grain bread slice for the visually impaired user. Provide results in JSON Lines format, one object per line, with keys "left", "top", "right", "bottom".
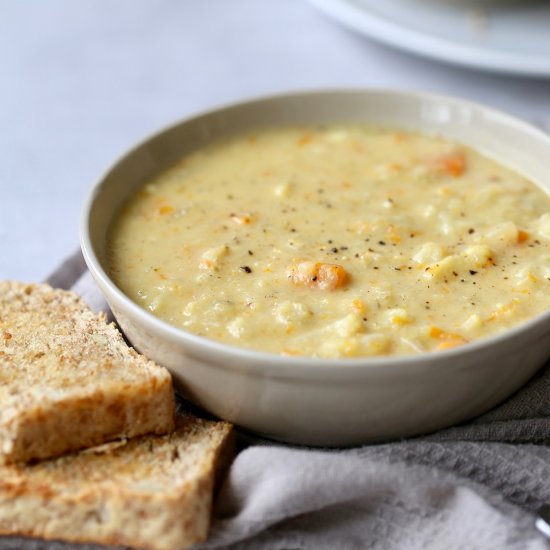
{"left": 0, "top": 414, "right": 234, "bottom": 550}
{"left": 0, "top": 281, "right": 175, "bottom": 464}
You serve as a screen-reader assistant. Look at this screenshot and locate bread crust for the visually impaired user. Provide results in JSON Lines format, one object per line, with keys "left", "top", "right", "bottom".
{"left": 0, "top": 416, "right": 234, "bottom": 550}
{"left": 0, "top": 281, "right": 175, "bottom": 464}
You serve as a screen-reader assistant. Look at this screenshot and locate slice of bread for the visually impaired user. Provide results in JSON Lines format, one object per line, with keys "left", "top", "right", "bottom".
{"left": 0, "top": 281, "right": 175, "bottom": 464}
{"left": 0, "top": 415, "right": 234, "bottom": 550}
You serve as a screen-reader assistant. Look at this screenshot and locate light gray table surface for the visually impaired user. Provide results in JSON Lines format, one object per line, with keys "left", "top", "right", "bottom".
{"left": 1, "top": 0, "right": 550, "bottom": 283}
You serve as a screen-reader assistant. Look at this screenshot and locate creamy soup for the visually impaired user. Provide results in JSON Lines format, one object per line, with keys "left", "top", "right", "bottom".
{"left": 109, "top": 126, "right": 550, "bottom": 358}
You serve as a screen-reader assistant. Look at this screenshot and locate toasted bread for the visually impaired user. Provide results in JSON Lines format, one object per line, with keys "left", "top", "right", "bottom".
{"left": 0, "top": 281, "right": 175, "bottom": 464}
{"left": 0, "top": 415, "right": 234, "bottom": 550}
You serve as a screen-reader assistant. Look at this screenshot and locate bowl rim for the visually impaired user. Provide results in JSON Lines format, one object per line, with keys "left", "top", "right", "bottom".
{"left": 80, "top": 87, "right": 550, "bottom": 376}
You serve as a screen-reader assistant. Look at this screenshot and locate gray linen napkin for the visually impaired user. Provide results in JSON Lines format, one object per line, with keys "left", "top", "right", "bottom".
{"left": 2, "top": 251, "right": 550, "bottom": 550}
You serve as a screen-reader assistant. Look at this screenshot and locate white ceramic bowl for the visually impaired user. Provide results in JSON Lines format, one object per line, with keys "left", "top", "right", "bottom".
{"left": 81, "top": 90, "right": 550, "bottom": 446}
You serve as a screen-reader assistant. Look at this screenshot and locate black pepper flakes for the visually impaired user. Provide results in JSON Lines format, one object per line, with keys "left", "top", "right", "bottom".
{"left": 331, "top": 247, "right": 338, "bottom": 253}
{"left": 240, "top": 266, "right": 252, "bottom": 274}
{"left": 469, "top": 270, "right": 478, "bottom": 275}
{"left": 378, "top": 240, "right": 387, "bottom": 246}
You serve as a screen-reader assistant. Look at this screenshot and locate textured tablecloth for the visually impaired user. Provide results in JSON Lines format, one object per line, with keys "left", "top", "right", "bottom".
{"left": 1, "top": 251, "right": 549, "bottom": 550}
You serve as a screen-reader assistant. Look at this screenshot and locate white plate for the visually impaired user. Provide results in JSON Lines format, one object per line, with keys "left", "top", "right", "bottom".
{"left": 309, "top": 0, "right": 550, "bottom": 76}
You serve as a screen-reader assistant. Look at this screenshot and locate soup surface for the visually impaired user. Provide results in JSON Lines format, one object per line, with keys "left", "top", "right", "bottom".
{"left": 109, "top": 126, "right": 550, "bottom": 358}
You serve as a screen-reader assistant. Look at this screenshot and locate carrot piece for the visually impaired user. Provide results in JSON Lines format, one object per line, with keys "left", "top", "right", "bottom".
{"left": 317, "top": 263, "right": 347, "bottom": 289}
{"left": 429, "top": 326, "right": 467, "bottom": 347}
{"left": 436, "top": 339, "right": 466, "bottom": 351}
{"left": 435, "top": 152, "right": 466, "bottom": 177}
{"left": 429, "top": 326, "right": 444, "bottom": 338}
{"left": 391, "top": 315, "right": 411, "bottom": 326}
{"left": 517, "top": 230, "right": 529, "bottom": 243}
{"left": 157, "top": 205, "right": 174, "bottom": 215}
{"left": 287, "top": 260, "right": 347, "bottom": 290}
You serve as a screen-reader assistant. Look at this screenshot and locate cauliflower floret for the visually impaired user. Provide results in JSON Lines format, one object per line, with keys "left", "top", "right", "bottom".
{"left": 227, "top": 317, "right": 246, "bottom": 339}
{"left": 358, "top": 333, "right": 391, "bottom": 355}
{"left": 484, "top": 222, "right": 518, "bottom": 245}
{"left": 534, "top": 213, "right": 550, "bottom": 241}
{"left": 273, "top": 182, "right": 291, "bottom": 198}
{"left": 462, "top": 314, "right": 482, "bottom": 331}
{"left": 384, "top": 308, "right": 412, "bottom": 326}
{"left": 424, "top": 255, "right": 459, "bottom": 280}
{"left": 514, "top": 265, "right": 539, "bottom": 288}
{"left": 463, "top": 244, "right": 494, "bottom": 268}
{"left": 329, "top": 313, "right": 364, "bottom": 338}
{"left": 273, "top": 301, "right": 312, "bottom": 326}
{"left": 413, "top": 242, "right": 446, "bottom": 265}
{"left": 200, "top": 245, "right": 229, "bottom": 269}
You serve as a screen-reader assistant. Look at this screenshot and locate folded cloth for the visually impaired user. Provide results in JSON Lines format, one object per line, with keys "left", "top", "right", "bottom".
{"left": 2, "top": 251, "right": 549, "bottom": 550}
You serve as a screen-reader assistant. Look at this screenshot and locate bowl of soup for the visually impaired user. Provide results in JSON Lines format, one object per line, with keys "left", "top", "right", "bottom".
{"left": 81, "top": 90, "right": 550, "bottom": 446}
